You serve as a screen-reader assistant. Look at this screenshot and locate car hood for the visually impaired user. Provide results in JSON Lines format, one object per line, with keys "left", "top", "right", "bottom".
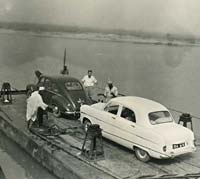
{"left": 91, "top": 102, "right": 106, "bottom": 110}
{"left": 152, "top": 123, "right": 194, "bottom": 143}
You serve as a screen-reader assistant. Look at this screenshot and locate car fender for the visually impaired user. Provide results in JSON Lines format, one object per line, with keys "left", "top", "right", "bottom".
{"left": 80, "top": 105, "right": 91, "bottom": 120}
{"left": 81, "top": 115, "right": 92, "bottom": 124}
{"left": 132, "top": 129, "right": 168, "bottom": 159}
{"left": 50, "top": 95, "right": 73, "bottom": 112}
{"left": 80, "top": 105, "right": 98, "bottom": 124}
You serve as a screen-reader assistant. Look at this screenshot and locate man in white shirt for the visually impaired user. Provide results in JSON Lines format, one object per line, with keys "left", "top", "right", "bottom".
{"left": 104, "top": 80, "right": 118, "bottom": 102}
{"left": 82, "top": 70, "right": 97, "bottom": 99}
{"left": 26, "top": 86, "right": 48, "bottom": 130}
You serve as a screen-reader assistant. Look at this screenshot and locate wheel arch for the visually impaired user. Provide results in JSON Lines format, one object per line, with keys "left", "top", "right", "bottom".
{"left": 133, "top": 145, "right": 151, "bottom": 162}
{"left": 82, "top": 117, "right": 91, "bottom": 124}
{"left": 51, "top": 95, "right": 71, "bottom": 112}
{"left": 132, "top": 144, "right": 164, "bottom": 160}
{"left": 132, "top": 144, "right": 150, "bottom": 155}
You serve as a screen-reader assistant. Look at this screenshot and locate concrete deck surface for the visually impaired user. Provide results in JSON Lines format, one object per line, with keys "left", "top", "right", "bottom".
{"left": 0, "top": 95, "right": 200, "bottom": 179}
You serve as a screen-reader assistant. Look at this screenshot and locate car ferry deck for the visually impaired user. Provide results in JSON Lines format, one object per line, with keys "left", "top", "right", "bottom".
{"left": 0, "top": 94, "right": 200, "bottom": 179}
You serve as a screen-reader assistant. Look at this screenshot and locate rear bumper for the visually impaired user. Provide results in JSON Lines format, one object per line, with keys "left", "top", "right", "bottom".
{"left": 159, "top": 146, "right": 196, "bottom": 159}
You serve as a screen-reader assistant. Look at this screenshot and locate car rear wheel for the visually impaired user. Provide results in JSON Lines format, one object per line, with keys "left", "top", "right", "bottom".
{"left": 52, "top": 105, "right": 61, "bottom": 118}
{"left": 83, "top": 119, "right": 91, "bottom": 132}
{"left": 135, "top": 147, "right": 150, "bottom": 162}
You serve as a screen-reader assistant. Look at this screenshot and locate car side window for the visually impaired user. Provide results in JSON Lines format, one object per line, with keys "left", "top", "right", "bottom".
{"left": 120, "top": 107, "right": 136, "bottom": 123}
{"left": 104, "top": 103, "right": 119, "bottom": 115}
{"left": 65, "top": 81, "right": 82, "bottom": 90}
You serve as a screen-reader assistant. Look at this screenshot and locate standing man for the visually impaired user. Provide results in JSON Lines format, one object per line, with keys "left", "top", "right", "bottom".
{"left": 26, "top": 86, "right": 48, "bottom": 130}
{"left": 104, "top": 80, "right": 118, "bottom": 102}
{"left": 82, "top": 70, "right": 97, "bottom": 99}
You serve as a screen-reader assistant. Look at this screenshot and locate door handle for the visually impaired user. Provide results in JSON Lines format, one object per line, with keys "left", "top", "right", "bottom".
{"left": 112, "top": 116, "right": 116, "bottom": 119}
{"left": 131, "top": 125, "right": 135, "bottom": 128}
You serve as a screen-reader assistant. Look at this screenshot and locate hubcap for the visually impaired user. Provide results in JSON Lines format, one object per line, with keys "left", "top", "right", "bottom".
{"left": 53, "top": 106, "right": 59, "bottom": 113}
{"left": 139, "top": 150, "right": 147, "bottom": 158}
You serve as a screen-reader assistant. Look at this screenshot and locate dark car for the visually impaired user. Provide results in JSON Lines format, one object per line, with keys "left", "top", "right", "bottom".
{"left": 27, "top": 75, "right": 92, "bottom": 118}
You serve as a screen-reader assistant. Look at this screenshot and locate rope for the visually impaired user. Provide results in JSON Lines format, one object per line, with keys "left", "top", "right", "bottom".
{"left": 168, "top": 107, "right": 200, "bottom": 120}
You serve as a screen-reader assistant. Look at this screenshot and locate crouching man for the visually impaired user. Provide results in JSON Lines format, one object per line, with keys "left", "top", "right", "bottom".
{"left": 26, "top": 86, "right": 48, "bottom": 130}
{"left": 104, "top": 80, "right": 118, "bottom": 102}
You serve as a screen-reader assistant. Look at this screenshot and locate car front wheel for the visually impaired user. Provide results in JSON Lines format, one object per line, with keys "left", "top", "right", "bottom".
{"left": 135, "top": 147, "right": 150, "bottom": 162}
{"left": 83, "top": 119, "right": 91, "bottom": 132}
{"left": 52, "top": 105, "right": 61, "bottom": 118}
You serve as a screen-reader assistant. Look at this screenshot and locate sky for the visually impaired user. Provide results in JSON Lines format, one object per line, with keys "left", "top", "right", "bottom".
{"left": 0, "top": 0, "right": 200, "bottom": 36}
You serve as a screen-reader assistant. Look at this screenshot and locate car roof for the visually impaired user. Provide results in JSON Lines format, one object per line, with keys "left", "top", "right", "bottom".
{"left": 42, "top": 75, "right": 80, "bottom": 83}
{"left": 110, "top": 96, "right": 168, "bottom": 114}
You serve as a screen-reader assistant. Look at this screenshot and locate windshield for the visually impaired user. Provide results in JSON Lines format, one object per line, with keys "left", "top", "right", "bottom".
{"left": 149, "top": 111, "right": 173, "bottom": 125}
{"left": 65, "top": 81, "right": 83, "bottom": 91}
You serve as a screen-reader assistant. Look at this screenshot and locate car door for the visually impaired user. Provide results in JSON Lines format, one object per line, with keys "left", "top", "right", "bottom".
{"left": 113, "top": 106, "right": 138, "bottom": 149}
{"left": 43, "top": 78, "right": 58, "bottom": 104}
{"left": 100, "top": 102, "right": 120, "bottom": 140}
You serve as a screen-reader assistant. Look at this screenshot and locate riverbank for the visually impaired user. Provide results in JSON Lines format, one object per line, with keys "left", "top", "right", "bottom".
{"left": 0, "top": 27, "right": 199, "bottom": 47}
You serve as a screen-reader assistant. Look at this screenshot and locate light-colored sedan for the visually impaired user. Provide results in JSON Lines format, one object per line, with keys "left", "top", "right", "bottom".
{"left": 80, "top": 96, "right": 196, "bottom": 162}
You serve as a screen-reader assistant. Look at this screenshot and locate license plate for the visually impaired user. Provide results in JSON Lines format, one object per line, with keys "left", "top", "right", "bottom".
{"left": 173, "top": 143, "right": 185, "bottom": 149}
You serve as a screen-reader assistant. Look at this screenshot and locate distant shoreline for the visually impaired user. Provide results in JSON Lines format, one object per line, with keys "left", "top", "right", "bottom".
{"left": 0, "top": 22, "right": 199, "bottom": 46}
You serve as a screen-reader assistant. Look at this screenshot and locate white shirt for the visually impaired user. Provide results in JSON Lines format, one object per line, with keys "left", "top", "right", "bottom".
{"left": 26, "top": 91, "right": 48, "bottom": 122}
{"left": 104, "top": 85, "right": 118, "bottom": 99}
{"left": 81, "top": 75, "right": 97, "bottom": 87}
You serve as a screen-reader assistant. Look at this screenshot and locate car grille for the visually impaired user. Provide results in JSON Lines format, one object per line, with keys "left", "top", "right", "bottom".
{"left": 172, "top": 142, "right": 185, "bottom": 149}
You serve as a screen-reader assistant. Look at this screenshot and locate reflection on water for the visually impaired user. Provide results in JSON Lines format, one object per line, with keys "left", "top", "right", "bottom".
{"left": 0, "top": 131, "right": 57, "bottom": 179}
{"left": 0, "top": 30, "right": 200, "bottom": 118}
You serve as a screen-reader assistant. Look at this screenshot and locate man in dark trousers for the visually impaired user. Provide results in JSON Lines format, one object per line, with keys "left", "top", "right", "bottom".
{"left": 37, "top": 86, "right": 48, "bottom": 127}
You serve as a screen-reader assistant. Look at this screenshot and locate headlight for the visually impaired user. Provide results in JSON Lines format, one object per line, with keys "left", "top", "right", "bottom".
{"left": 163, "top": 146, "right": 167, "bottom": 152}
{"left": 66, "top": 107, "right": 70, "bottom": 112}
{"left": 65, "top": 103, "right": 72, "bottom": 111}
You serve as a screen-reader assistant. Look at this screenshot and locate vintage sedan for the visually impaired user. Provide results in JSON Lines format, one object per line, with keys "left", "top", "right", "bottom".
{"left": 80, "top": 96, "right": 196, "bottom": 162}
{"left": 28, "top": 75, "right": 91, "bottom": 118}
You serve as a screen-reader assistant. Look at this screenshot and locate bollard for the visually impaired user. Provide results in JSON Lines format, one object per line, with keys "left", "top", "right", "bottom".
{"left": 1, "top": 82, "right": 12, "bottom": 104}
{"left": 81, "top": 124, "right": 104, "bottom": 160}
{"left": 178, "top": 113, "right": 193, "bottom": 131}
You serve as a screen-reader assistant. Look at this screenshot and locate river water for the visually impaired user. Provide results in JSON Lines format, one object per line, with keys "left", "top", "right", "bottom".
{"left": 0, "top": 30, "right": 200, "bottom": 117}
{"left": 0, "top": 29, "right": 200, "bottom": 178}
{"left": 0, "top": 131, "right": 57, "bottom": 179}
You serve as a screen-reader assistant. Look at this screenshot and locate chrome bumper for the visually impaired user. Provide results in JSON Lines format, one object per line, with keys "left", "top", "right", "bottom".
{"left": 64, "top": 111, "right": 80, "bottom": 115}
{"left": 160, "top": 146, "right": 196, "bottom": 159}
